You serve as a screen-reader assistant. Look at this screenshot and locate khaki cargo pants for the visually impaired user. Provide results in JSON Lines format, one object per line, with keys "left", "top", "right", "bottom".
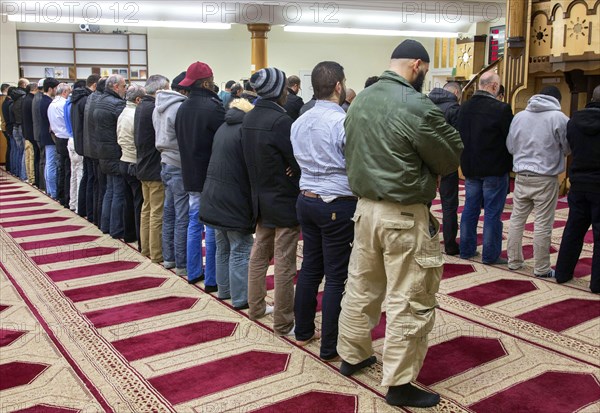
{"left": 337, "top": 198, "right": 443, "bottom": 386}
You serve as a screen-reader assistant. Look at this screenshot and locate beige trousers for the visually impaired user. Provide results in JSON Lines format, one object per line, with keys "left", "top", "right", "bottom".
{"left": 141, "top": 181, "right": 165, "bottom": 263}
{"left": 507, "top": 174, "right": 559, "bottom": 275}
{"left": 337, "top": 198, "right": 443, "bottom": 386}
{"left": 24, "top": 140, "right": 35, "bottom": 184}
{"left": 247, "top": 219, "right": 300, "bottom": 335}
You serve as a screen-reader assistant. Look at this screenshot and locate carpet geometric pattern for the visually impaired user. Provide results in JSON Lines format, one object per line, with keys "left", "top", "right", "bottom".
{"left": 1, "top": 172, "right": 599, "bottom": 412}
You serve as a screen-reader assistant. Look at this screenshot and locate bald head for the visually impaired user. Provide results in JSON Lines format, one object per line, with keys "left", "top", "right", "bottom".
{"left": 444, "top": 82, "right": 462, "bottom": 99}
{"left": 479, "top": 72, "right": 501, "bottom": 97}
{"left": 345, "top": 88, "right": 356, "bottom": 103}
{"left": 592, "top": 85, "right": 600, "bottom": 102}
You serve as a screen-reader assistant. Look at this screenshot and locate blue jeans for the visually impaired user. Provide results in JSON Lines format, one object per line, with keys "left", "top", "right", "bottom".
{"left": 460, "top": 174, "right": 509, "bottom": 263}
{"left": 294, "top": 194, "right": 356, "bottom": 359}
{"left": 188, "top": 192, "right": 216, "bottom": 285}
{"left": 11, "top": 126, "right": 25, "bottom": 180}
{"left": 44, "top": 145, "right": 58, "bottom": 198}
{"left": 161, "top": 164, "right": 189, "bottom": 269}
{"left": 101, "top": 173, "right": 126, "bottom": 238}
{"left": 215, "top": 229, "right": 254, "bottom": 307}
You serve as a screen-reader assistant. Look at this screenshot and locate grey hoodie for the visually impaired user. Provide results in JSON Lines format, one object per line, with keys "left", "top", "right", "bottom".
{"left": 506, "top": 94, "right": 570, "bottom": 176}
{"left": 153, "top": 89, "right": 187, "bottom": 168}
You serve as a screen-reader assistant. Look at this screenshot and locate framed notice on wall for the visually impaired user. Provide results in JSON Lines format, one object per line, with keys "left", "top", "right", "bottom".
{"left": 489, "top": 25, "right": 506, "bottom": 64}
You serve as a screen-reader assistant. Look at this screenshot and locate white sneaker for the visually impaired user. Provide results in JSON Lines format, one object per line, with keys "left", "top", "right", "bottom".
{"left": 264, "top": 305, "right": 274, "bottom": 316}
{"left": 283, "top": 325, "right": 295, "bottom": 337}
{"left": 163, "top": 261, "right": 176, "bottom": 270}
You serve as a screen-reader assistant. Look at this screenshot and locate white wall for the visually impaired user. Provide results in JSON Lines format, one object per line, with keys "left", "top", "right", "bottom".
{"left": 2, "top": 22, "right": 436, "bottom": 92}
{"left": 147, "top": 24, "right": 434, "bottom": 94}
{"left": 0, "top": 19, "right": 19, "bottom": 84}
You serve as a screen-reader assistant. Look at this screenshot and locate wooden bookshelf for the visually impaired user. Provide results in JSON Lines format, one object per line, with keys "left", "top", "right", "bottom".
{"left": 17, "top": 30, "right": 148, "bottom": 83}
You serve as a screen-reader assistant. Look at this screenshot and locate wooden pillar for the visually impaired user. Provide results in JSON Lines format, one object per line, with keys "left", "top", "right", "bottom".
{"left": 504, "top": 0, "right": 531, "bottom": 107}
{"left": 247, "top": 24, "right": 271, "bottom": 74}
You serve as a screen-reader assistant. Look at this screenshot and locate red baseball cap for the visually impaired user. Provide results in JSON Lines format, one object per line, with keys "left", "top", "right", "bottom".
{"left": 178, "top": 62, "right": 213, "bottom": 87}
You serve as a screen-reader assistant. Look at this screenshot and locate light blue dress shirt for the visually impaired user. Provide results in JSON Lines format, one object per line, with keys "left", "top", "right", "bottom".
{"left": 291, "top": 100, "right": 353, "bottom": 201}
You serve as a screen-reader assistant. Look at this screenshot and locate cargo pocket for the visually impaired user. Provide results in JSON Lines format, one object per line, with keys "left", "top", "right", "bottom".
{"left": 414, "top": 213, "right": 443, "bottom": 300}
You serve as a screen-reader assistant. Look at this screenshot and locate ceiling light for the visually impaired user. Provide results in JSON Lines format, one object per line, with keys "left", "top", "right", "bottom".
{"left": 284, "top": 26, "right": 458, "bottom": 38}
{"left": 6, "top": 14, "right": 231, "bottom": 30}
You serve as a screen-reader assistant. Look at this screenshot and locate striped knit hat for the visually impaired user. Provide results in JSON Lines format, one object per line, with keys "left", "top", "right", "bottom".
{"left": 250, "top": 67, "right": 286, "bottom": 99}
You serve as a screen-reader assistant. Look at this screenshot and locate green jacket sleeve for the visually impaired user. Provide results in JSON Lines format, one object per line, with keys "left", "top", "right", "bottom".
{"left": 412, "top": 107, "right": 463, "bottom": 177}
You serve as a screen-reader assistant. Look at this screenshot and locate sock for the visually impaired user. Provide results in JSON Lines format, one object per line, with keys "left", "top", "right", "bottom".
{"left": 339, "top": 356, "right": 377, "bottom": 376}
{"left": 386, "top": 383, "right": 440, "bottom": 408}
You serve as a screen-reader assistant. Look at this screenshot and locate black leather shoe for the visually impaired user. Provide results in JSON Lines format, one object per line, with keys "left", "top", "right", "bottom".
{"left": 204, "top": 285, "right": 218, "bottom": 293}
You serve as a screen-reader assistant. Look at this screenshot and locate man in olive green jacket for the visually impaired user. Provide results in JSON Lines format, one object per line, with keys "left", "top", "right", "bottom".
{"left": 338, "top": 40, "right": 463, "bottom": 408}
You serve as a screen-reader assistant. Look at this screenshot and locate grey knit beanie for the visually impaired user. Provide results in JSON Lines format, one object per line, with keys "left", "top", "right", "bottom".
{"left": 250, "top": 68, "right": 286, "bottom": 99}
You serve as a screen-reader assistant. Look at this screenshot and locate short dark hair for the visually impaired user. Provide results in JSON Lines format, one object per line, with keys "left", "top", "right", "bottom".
{"left": 73, "top": 80, "right": 86, "bottom": 90}
{"left": 193, "top": 77, "right": 213, "bottom": 89}
{"left": 539, "top": 85, "right": 561, "bottom": 102}
{"left": 25, "top": 84, "right": 32, "bottom": 93}
{"left": 97, "top": 77, "right": 107, "bottom": 93}
{"left": 311, "top": 61, "right": 345, "bottom": 100}
{"left": 287, "top": 75, "right": 301, "bottom": 88}
{"left": 365, "top": 76, "right": 379, "bottom": 88}
{"left": 1, "top": 83, "right": 10, "bottom": 93}
{"left": 225, "top": 80, "right": 236, "bottom": 89}
{"left": 7, "top": 86, "right": 16, "bottom": 97}
{"left": 86, "top": 74, "right": 100, "bottom": 88}
{"left": 43, "top": 77, "right": 59, "bottom": 92}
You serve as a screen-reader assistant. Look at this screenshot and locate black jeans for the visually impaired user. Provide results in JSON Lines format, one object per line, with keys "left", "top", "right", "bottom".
{"left": 92, "top": 159, "right": 106, "bottom": 228}
{"left": 120, "top": 161, "right": 143, "bottom": 245}
{"left": 55, "top": 138, "right": 70, "bottom": 208}
{"left": 440, "top": 171, "right": 459, "bottom": 253}
{"left": 37, "top": 142, "right": 46, "bottom": 191}
{"left": 294, "top": 194, "right": 357, "bottom": 359}
{"left": 32, "top": 139, "right": 40, "bottom": 187}
{"left": 555, "top": 189, "right": 600, "bottom": 293}
{"left": 77, "top": 157, "right": 94, "bottom": 221}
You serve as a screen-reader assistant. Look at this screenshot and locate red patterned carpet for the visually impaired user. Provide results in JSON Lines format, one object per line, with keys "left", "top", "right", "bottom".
{"left": 1, "top": 171, "right": 599, "bottom": 413}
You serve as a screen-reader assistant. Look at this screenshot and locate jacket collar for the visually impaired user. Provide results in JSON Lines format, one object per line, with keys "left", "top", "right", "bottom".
{"left": 190, "top": 87, "right": 219, "bottom": 99}
{"left": 473, "top": 89, "right": 497, "bottom": 99}
{"left": 379, "top": 70, "right": 415, "bottom": 90}
{"left": 586, "top": 101, "right": 600, "bottom": 109}
{"left": 104, "top": 88, "right": 123, "bottom": 100}
{"left": 255, "top": 98, "right": 286, "bottom": 113}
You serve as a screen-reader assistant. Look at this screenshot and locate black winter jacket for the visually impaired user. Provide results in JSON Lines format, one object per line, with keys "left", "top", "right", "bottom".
{"left": 567, "top": 101, "right": 600, "bottom": 193}
{"left": 200, "top": 108, "right": 255, "bottom": 233}
{"left": 134, "top": 95, "right": 162, "bottom": 181}
{"left": 457, "top": 90, "right": 513, "bottom": 177}
{"left": 242, "top": 99, "right": 300, "bottom": 228}
{"left": 39, "top": 94, "right": 54, "bottom": 147}
{"left": 2, "top": 98, "right": 13, "bottom": 136}
{"left": 10, "top": 88, "right": 27, "bottom": 126}
{"left": 429, "top": 88, "right": 460, "bottom": 128}
{"left": 71, "top": 87, "right": 92, "bottom": 156}
{"left": 93, "top": 89, "right": 125, "bottom": 161}
{"left": 22, "top": 93, "right": 35, "bottom": 142}
{"left": 283, "top": 88, "right": 304, "bottom": 121}
{"left": 175, "top": 88, "right": 226, "bottom": 192}
{"left": 83, "top": 90, "right": 103, "bottom": 159}
{"left": 32, "top": 91, "right": 43, "bottom": 144}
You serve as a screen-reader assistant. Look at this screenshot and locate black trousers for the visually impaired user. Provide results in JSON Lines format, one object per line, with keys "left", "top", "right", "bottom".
{"left": 55, "top": 138, "right": 71, "bottom": 208}
{"left": 92, "top": 159, "right": 106, "bottom": 228}
{"left": 37, "top": 142, "right": 46, "bottom": 191}
{"left": 32, "top": 139, "right": 40, "bottom": 187}
{"left": 78, "top": 157, "right": 91, "bottom": 218}
{"left": 440, "top": 171, "right": 460, "bottom": 253}
{"left": 120, "top": 161, "right": 143, "bottom": 245}
{"left": 2, "top": 131, "right": 11, "bottom": 172}
{"left": 555, "top": 189, "right": 600, "bottom": 293}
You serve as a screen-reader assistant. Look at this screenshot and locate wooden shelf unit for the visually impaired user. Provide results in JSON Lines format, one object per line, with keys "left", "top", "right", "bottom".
{"left": 17, "top": 30, "right": 149, "bottom": 83}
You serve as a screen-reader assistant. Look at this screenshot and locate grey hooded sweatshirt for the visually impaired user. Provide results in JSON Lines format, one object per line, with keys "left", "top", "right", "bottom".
{"left": 153, "top": 89, "right": 187, "bottom": 169}
{"left": 506, "top": 94, "right": 570, "bottom": 176}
